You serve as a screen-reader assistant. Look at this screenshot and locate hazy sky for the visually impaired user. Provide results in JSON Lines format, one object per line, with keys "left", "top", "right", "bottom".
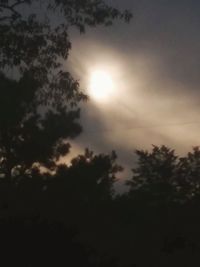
{"left": 66, "top": 0, "right": 200, "bottom": 187}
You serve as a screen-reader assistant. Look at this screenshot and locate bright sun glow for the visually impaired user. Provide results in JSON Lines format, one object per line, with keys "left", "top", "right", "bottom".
{"left": 89, "top": 70, "right": 114, "bottom": 101}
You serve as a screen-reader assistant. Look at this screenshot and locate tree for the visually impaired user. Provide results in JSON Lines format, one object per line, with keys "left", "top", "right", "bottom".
{"left": 63, "top": 149, "right": 122, "bottom": 201}
{"left": 127, "top": 145, "right": 200, "bottom": 203}
{"left": 0, "top": 0, "right": 132, "bottom": 70}
{"left": 176, "top": 147, "right": 200, "bottom": 200}
{"left": 119, "top": 146, "right": 200, "bottom": 267}
{"left": 0, "top": 150, "right": 123, "bottom": 266}
{"left": 24, "top": 149, "right": 123, "bottom": 223}
{"left": 0, "top": 0, "right": 132, "bottom": 179}
{"left": 0, "top": 71, "right": 83, "bottom": 178}
{"left": 127, "top": 146, "right": 179, "bottom": 204}
{"left": 0, "top": 3, "right": 131, "bottom": 264}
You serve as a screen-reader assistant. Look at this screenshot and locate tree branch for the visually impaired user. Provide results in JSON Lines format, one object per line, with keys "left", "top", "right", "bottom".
{"left": 0, "top": 3, "right": 20, "bottom": 17}
{"left": 0, "top": 1, "right": 31, "bottom": 21}
{"left": 11, "top": 0, "right": 29, "bottom": 9}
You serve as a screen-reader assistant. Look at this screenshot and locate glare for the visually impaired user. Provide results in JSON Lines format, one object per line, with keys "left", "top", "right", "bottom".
{"left": 89, "top": 70, "right": 114, "bottom": 101}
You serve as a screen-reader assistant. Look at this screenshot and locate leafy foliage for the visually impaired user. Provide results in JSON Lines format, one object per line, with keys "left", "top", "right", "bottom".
{"left": 0, "top": 0, "right": 132, "bottom": 72}
{"left": 53, "top": 149, "right": 123, "bottom": 204}
{"left": 0, "top": 0, "right": 132, "bottom": 178}
{"left": 4, "top": 1, "right": 200, "bottom": 266}
{"left": 1, "top": 144, "right": 200, "bottom": 266}
{"left": 127, "top": 145, "right": 200, "bottom": 203}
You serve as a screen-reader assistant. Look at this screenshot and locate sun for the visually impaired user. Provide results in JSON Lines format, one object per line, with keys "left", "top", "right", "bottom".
{"left": 89, "top": 70, "right": 114, "bottom": 101}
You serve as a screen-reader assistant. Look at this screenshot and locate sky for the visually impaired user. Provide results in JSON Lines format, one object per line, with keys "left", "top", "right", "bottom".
{"left": 66, "top": 0, "right": 200, "bottom": 188}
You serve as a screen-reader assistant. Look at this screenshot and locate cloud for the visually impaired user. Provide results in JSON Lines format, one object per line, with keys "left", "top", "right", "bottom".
{"left": 65, "top": 0, "right": 200, "bottom": 184}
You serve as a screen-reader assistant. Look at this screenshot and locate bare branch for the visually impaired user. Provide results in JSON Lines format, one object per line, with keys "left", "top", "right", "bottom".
{"left": 11, "top": 0, "right": 29, "bottom": 8}
{"left": 0, "top": 3, "right": 21, "bottom": 18}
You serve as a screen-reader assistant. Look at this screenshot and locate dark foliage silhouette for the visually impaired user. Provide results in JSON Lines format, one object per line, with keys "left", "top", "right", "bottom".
{"left": 119, "top": 145, "right": 200, "bottom": 266}
{"left": 0, "top": 71, "right": 82, "bottom": 179}
{"left": 0, "top": 143, "right": 200, "bottom": 266}
{"left": 2, "top": 1, "right": 200, "bottom": 267}
{"left": 127, "top": 145, "right": 200, "bottom": 203}
{"left": 0, "top": 1, "right": 132, "bottom": 266}
{"left": 0, "top": 0, "right": 131, "bottom": 177}
{"left": 0, "top": 152, "right": 123, "bottom": 266}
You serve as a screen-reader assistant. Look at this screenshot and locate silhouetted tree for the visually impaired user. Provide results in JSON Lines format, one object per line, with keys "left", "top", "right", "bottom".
{"left": 127, "top": 146, "right": 178, "bottom": 204}
{"left": 0, "top": 0, "right": 132, "bottom": 70}
{"left": 0, "top": 149, "right": 122, "bottom": 228}
{"left": 120, "top": 145, "right": 200, "bottom": 267}
{"left": 176, "top": 146, "right": 200, "bottom": 200}
{"left": 42, "top": 150, "right": 123, "bottom": 222}
{"left": 0, "top": 71, "right": 82, "bottom": 179}
{"left": 0, "top": 0, "right": 132, "bottom": 178}
{"left": 0, "top": 2, "right": 132, "bottom": 266}
{"left": 127, "top": 145, "right": 200, "bottom": 203}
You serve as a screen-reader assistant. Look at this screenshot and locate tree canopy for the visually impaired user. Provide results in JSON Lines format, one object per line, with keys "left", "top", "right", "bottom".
{"left": 127, "top": 145, "right": 200, "bottom": 203}
{"left": 0, "top": 0, "right": 132, "bottom": 178}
